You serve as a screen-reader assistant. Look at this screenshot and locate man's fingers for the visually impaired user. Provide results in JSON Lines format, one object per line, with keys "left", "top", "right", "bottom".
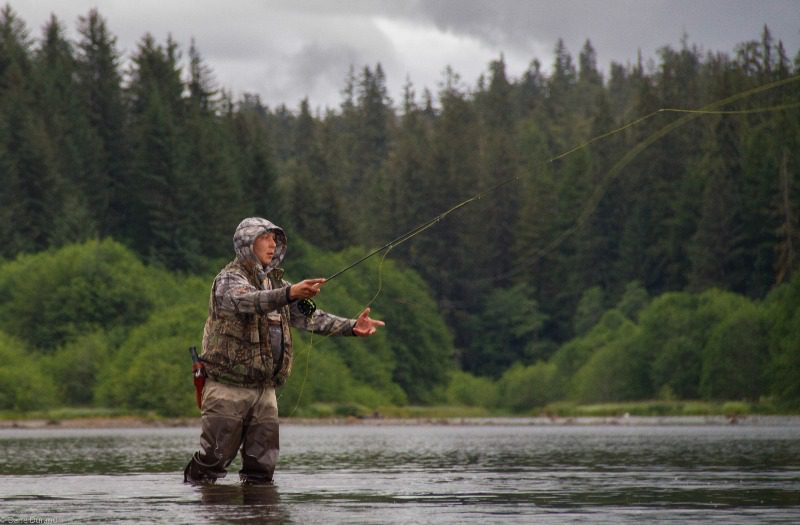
{"left": 357, "top": 308, "right": 385, "bottom": 327}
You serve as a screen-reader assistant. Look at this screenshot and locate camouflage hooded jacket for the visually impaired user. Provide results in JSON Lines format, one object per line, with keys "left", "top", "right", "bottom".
{"left": 201, "top": 217, "right": 357, "bottom": 387}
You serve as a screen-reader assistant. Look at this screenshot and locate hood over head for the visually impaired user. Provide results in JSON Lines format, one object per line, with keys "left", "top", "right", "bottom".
{"left": 233, "top": 217, "right": 287, "bottom": 277}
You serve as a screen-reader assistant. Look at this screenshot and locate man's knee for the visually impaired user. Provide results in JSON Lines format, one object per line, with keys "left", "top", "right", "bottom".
{"left": 240, "top": 420, "right": 280, "bottom": 484}
{"left": 185, "top": 415, "right": 244, "bottom": 483}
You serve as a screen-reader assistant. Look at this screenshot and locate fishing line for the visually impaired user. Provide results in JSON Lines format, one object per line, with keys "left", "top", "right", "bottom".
{"left": 286, "top": 247, "right": 395, "bottom": 417}
{"left": 285, "top": 73, "right": 800, "bottom": 412}
{"left": 329, "top": 74, "right": 800, "bottom": 287}
{"left": 510, "top": 76, "right": 800, "bottom": 278}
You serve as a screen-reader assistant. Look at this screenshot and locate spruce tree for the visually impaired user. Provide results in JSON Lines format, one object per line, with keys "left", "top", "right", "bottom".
{"left": 184, "top": 42, "right": 246, "bottom": 264}
{"left": 285, "top": 98, "right": 349, "bottom": 249}
{"left": 75, "top": 8, "right": 129, "bottom": 237}
{"left": 34, "top": 15, "right": 102, "bottom": 242}
{"left": 230, "top": 94, "right": 283, "bottom": 224}
{"left": 0, "top": 7, "right": 66, "bottom": 254}
{"left": 126, "top": 34, "right": 194, "bottom": 269}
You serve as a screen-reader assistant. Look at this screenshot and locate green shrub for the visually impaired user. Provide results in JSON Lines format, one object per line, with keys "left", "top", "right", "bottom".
{"left": 95, "top": 303, "right": 206, "bottom": 416}
{"left": 551, "top": 309, "right": 634, "bottom": 389}
{"left": 497, "top": 361, "right": 558, "bottom": 413}
{"left": 279, "top": 341, "right": 403, "bottom": 416}
{"left": 42, "top": 331, "right": 113, "bottom": 405}
{"left": 0, "top": 240, "right": 160, "bottom": 350}
{"left": 290, "top": 239, "right": 454, "bottom": 403}
{"left": 0, "top": 332, "right": 58, "bottom": 410}
{"left": 570, "top": 320, "right": 647, "bottom": 402}
{"left": 700, "top": 302, "right": 769, "bottom": 400}
{"left": 638, "top": 289, "right": 751, "bottom": 399}
{"left": 445, "top": 370, "right": 498, "bottom": 408}
{"left": 763, "top": 274, "right": 800, "bottom": 407}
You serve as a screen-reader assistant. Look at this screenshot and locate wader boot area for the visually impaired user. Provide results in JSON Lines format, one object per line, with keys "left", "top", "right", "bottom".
{"left": 184, "top": 379, "right": 279, "bottom": 485}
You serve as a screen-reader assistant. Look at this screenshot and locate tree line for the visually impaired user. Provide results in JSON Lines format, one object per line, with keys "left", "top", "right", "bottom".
{"left": 1, "top": 240, "right": 798, "bottom": 414}
{"left": 1, "top": 6, "right": 799, "bottom": 411}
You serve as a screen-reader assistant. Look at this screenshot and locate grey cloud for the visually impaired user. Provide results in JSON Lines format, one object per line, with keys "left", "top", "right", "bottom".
{"left": 10, "top": 0, "right": 799, "bottom": 110}
{"left": 409, "top": 0, "right": 800, "bottom": 69}
{"left": 284, "top": 42, "right": 364, "bottom": 108}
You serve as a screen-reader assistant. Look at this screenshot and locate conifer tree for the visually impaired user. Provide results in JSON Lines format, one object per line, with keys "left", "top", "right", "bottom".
{"left": 424, "top": 67, "right": 488, "bottom": 359}
{"left": 126, "top": 34, "right": 195, "bottom": 269}
{"left": 34, "top": 15, "right": 102, "bottom": 242}
{"left": 230, "top": 94, "right": 283, "bottom": 226}
{"left": 0, "top": 7, "right": 66, "bottom": 254}
{"left": 477, "top": 57, "right": 520, "bottom": 285}
{"left": 0, "top": 5, "right": 34, "bottom": 256}
{"left": 383, "top": 79, "right": 435, "bottom": 258}
{"left": 285, "top": 98, "right": 350, "bottom": 249}
{"left": 350, "top": 64, "right": 393, "bottom": 244}
{"left": 688, "top": 117, "right": 747, "bottom": 292}
{"left": 75, "top": 8, "right": 129, "bottom": 237}
{"left": 183, "top": 42, "right": 246, "bottom": 263}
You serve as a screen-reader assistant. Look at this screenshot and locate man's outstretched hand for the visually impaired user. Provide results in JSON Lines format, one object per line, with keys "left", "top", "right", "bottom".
{"left": 353, "top": 307, "right": 385, "bottom": 337}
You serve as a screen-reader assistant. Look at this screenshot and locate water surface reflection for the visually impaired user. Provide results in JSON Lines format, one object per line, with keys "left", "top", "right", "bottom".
{"left": 0, "top": 421, "right": 798, "bottom": 524}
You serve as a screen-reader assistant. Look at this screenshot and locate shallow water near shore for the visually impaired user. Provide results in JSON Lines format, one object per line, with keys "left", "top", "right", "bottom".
{"left": 1, "top": 420, "right": 799, "bottom": 524}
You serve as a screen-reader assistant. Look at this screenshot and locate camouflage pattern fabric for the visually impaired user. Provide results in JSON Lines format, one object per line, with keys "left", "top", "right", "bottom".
{"left": 201, "top": 217, "right": 356, "bottom": 388}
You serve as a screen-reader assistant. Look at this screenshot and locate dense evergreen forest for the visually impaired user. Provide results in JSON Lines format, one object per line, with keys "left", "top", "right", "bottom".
{"left": 1, "top": 6, "right": 799, "bottom": 414}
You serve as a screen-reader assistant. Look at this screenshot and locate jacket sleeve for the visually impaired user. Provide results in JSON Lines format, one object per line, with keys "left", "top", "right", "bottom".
{"left": 214, "top": 271, "right": 291, "bottom": 315}
{"left": 288, "top": 301, "right": 357, "bottom": 335}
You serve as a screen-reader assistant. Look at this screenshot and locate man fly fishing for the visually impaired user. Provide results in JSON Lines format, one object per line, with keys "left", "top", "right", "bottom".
{"left": 184, "top": 217, "right": 385, "bottom": 485}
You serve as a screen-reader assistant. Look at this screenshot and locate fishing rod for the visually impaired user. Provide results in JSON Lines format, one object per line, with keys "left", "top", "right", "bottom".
{"left": 329, "top": 176, "right": 520, "bottom": 281}
{"left": 295, "top": 174, "right": 521, "bottom": 316}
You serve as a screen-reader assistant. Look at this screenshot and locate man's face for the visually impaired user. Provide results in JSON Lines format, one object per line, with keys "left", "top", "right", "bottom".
{"left": 253, "top": 232, "right": 277, "bottom": 265}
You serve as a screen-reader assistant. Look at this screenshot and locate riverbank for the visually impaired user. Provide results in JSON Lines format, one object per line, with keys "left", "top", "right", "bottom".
{"left": 3, "top": 414, "right": 800, "bottom": 429}
{"left": 2, "top": 400, "right": 796, "bottom": 429}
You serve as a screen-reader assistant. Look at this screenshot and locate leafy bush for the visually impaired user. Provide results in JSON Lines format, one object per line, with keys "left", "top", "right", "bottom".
{"left": 573, "top": 286, "right": 606, "bottom": 336}
{"left": 551, "top": 308, "right": 633, "bottom": 388}
{"left": 570, "top": 317, "right": 647, "bottom": 402}
{"left": 95, "top": 302, "right": 206, "bottom": 416}
{"left": 0, "top": 332, "right": 57, "bottom": 410}
{"left": 496, "top": 361, "right": 558, "bottom": 413}
{"left": 700, "top": 301, "right": 769, "bottom": 400}
{"left": 288, "top": 239, "right": 454, "bottom": 403}
{"left": 763, "top": 274, "right": 800, "bottom": 407}
{"left": 637, "top": 292, "right": 702, "bottom": 398}
{"left": 278, "top": 341, "right": 403, "bottom": 416}
{"left": 467, "top": 283, "right": 547, "bottom": 377}
{"left": 41, "top": 331, "right": 113, "bottom": 405}
{"left": 445, "top": 370, "right": 498, "bottom": 408}
{"left": 615, "top": 281, "right": 650, "bottom": 320}
{"left": 638, "top": 289, "right": 749, "bottom": 399}
{"left": 0, "top": 239, "right": 162, "bottom": 350}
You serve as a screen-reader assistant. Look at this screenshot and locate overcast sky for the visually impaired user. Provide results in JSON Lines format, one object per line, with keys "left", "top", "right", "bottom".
{"left": 10, "top": 0, "right": 800, "bottom": 111}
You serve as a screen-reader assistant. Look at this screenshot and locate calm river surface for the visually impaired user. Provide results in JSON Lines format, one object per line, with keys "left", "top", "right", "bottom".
{"left": 1, "top": 420, "right": 799, "bottom": 524}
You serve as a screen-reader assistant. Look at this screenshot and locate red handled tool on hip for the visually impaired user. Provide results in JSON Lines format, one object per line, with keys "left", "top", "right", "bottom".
{"left": 189, "top": 346, "right": 206, "bottom": 409}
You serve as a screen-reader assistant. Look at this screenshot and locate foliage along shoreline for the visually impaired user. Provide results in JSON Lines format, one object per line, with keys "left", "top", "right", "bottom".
{"left": 1, "top": 239, "right": 800, "bottom": 417}
{"left": 3, "top": 403, "right": 799, "bottom": 430}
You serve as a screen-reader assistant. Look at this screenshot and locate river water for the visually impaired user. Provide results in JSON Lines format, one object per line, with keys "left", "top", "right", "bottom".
{"left": 1, "top": 419, "right": 799, "bottom": 524}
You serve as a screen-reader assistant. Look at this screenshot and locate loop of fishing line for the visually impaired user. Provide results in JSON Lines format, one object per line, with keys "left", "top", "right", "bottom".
{"left": 286, "top": 247, "right": 394, "bottom": 416}
{"left": 343, "top": 75, "right": 800, "bottom": 288}
{"left": 285, "top": 74, "right": 800, "bottom": 412}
